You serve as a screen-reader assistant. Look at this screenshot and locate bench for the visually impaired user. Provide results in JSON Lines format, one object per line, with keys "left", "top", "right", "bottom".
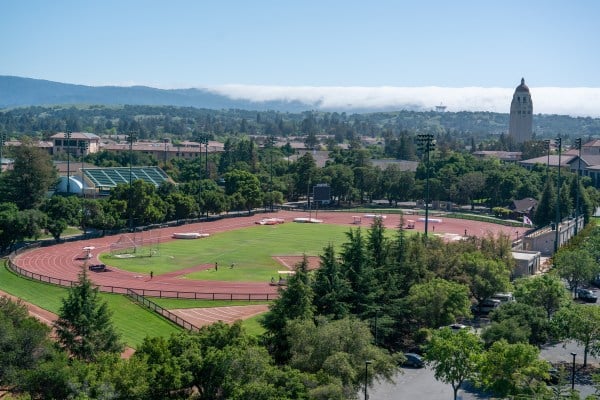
{"left": 88, "top": 264, "right": 107, "bottom": 272}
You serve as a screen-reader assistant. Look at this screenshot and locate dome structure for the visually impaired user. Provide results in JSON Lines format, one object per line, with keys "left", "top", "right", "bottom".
{"left": 515, "top": 77, "right": 530, "bottom": 93}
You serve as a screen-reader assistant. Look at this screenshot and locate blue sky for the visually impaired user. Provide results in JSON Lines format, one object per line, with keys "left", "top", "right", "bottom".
{"left": 2, "top": 1, "right": 600, "bottom": 115}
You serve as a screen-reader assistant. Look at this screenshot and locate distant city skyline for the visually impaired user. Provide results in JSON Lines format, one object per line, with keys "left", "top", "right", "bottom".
{"left": 2, "top": 1, "right": 599, "bottom": 116}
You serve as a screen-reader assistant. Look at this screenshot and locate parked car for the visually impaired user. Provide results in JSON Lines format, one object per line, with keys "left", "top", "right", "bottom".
{"left": 576, "top": 288, "right": 598, "bottom": 303}
{"left": 403, "top": 353, "right": 425, "bottom": 368}
{"left": 471, "top": 298, "right": 501, "bottom": 314}
{"left": 444, "top": 323, "right": 469, "bottom": 332}
{"left": 491, "top": 292, "right": 514, "bottom": 303}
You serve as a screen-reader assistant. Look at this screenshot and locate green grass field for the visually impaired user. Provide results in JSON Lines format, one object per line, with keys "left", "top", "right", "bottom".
{"left": 100, "top": 223, "right": 354, "bottom": 282}
{"left": 1, "top": 220, "right": 387, "bottom": 346}
{"left": 0, "top": 264, "right": 181, "bottom": 347}
{"left": 151, "top": 298, "right": 271, "bottom": 309}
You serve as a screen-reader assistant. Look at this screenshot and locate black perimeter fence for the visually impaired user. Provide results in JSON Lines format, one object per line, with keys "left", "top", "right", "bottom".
{"left": 126, "top": 289, "right": 200, "bottom": 331}
{"left": 4, "top": 209, "right": 279, "bottom": 301}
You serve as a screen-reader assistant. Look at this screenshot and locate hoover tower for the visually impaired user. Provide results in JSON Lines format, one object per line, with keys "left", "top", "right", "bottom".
{"left": 509, "top": 78, "right": 533, "bottom": 143}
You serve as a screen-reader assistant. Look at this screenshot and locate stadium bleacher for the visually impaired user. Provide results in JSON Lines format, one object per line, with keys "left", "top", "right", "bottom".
{"left": 84, "top": 166, "right": 169, "bottom": 190}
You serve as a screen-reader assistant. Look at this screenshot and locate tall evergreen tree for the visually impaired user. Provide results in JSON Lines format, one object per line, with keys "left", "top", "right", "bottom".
{"left": 54, "top": 268, "right": 123, "bottom": 361}
{"left": 261, "top": 256, "right": 314, "bottom": 363}
{"left": 341, "top": 228, "right": 377, "bottom": 317}
{"left": 367, "top": 217, "right": 389, "bottom": 270}
{"left": 0, "top": 137, "right": 58, "bottom": 210}
{"left": 559, "top": 182, "right": 572, "bottom": 219}
{"left": 534, "top": 179, "right": 556, "bottom": 226}
{"left": 312, "top": 243, "right": 351, "bottom": 319}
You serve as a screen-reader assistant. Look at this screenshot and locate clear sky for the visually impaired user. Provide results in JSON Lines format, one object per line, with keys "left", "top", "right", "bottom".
{"left": 2, "top": 0, "right": 600, "bottom": 115}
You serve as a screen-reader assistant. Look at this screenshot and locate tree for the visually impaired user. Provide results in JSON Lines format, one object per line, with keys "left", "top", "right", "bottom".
{"left": 553, "top": 248, "right": 599, "bottom": 294}
{"left": 323, "top": 164, "right": 354, "bottom": 206}
{"left": 461, "top": 251, "right": 511, "bottom": 306}
{"left": 286, "top": 317, "right": 400, "bottom": 398}
{"left": 134, "top": 335, "right": 193, "bottom": 398}
{"left": 0, "top": 296, "right": 53, "bottom": 390}
{"left": 312, "top": 243, "right": 351, "bottom": 319}
{"left": 110, "top": 180, "right": 167, "bottom": 226}
{"left": 0, "top": 204, "right": 46, "bottom": 252}
{"left": 0, "top": 202, "right": 23, "bottom": 252}
{"left": 553, "top": 304, "right": 600, "bottom": 367}
{"left": 54, "top": 268, "right": 123, "bottom": 361}
{"left": 514, "top": 273, "right": 569, "bottom": 319}
{"left": 425, "top": 328, "right": 483, "bottom": 400}
{"left": 534, "top": 179, "right": 556, "bottom": 226}
{"left": 477, "top": 340, "right": 550, "bottom": 398}
{"left": 261, "top": 256, "right": 314, "bottom": 363}
{"left": 0, "top": 137, "right": 58, "bottom": 210}
{"left": 341, "top": 228, "right": 377, "bottom": 317}
{"left": 454, "top": 171, "right": 486, "bottom": 208}
{"left": 223, "top": 169, "right": 263, "bottom": 212}
{"left": 42, "top": 195, "right": 81, "bottom": 241}
{"left": 482, "top": 302, "right": 551, "bottom": 346}
{"left": 404, "top": 278, "right": 471, "bottom": 328}
{"left": 166, "top": 191, "right": 198, "bottom": 222}
{"left": 291, "top": 153, "right": 318, "bottom": 201}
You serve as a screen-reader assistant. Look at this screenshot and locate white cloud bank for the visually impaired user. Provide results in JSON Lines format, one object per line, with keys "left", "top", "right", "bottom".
{"left": 206, "top": 85, "right": 600, "bottom": 117}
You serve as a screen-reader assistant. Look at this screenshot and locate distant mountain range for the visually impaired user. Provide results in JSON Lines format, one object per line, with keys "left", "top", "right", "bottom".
{"left": 0, "top": 76, "right": 320, "bottom": 112}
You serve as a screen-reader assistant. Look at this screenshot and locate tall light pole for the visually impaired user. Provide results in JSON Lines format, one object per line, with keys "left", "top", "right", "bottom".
{"left": 270, "top": 149, "right": 274, "bottom": 211}
{"left": 0, "top": 132, "right": 5, "bottom": 173}
{"left": 575, "top": 138, "right": 582, "bottom": 234}
{"left": 79, "top": 141, "right": 88, "bottom": 233}
{"left": 65, "top": 131, "right": 72, "bottom": 194}
{"left": 554, "top": 136, "right": 562, "bottom": 253}
{"left": 544, "top": 139, "right": 551, "bottom": 182}
{"left": 163, "top": 138, "right": 169, "bottom": 165}
{"left": 364, "top": 360, "right": 372, "bottom": 400}
{"left": 417, "top": 134, "right": 435, "bottom": 238}
{"left": 571, "top": 352, "right": 577, "bottom": 390}
{"left": 128, "top": 132, "right": 136, "bottom": 231}
{"left": 195, "top": 135, "right": 209, "bottom": 219}
{"left": 204, "top": 137, "right": 209, "bottom": 180}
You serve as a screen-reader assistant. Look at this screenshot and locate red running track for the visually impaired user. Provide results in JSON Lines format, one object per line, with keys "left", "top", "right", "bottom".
{"left": 12, "top": 210, "right": 530, "bottom": 297}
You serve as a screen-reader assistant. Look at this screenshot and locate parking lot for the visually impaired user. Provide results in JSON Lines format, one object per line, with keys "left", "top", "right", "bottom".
{"left": 369, "top": 286, "right": 600, "bottom": 399}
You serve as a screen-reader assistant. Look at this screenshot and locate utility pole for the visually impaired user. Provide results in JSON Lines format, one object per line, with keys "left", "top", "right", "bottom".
{"left": 417, "top": 134, "right": 435, "bottom": 238}
{"left": 554, "top": 136, "right": 562, "bottom": 253}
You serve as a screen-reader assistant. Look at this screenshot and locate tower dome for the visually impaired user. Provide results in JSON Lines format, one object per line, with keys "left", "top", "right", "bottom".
{"left": 515, "top": 78, "right": 530, "bottom": 93}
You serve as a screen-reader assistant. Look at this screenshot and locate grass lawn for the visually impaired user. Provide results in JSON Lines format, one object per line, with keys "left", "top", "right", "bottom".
{"left": 0, "top": 263, "right": 183, "bottom": 347}
{"left": 151, "top": 298, "right": 271, "bottom": 309}
{"left": 242, "top": 314, "right": 267, "bottom": 337}
{"left": 100, "top": 223, "right": 354, "bottom": 282}
{"left": 0, "top": 263, "right": 270, "bottom": 346}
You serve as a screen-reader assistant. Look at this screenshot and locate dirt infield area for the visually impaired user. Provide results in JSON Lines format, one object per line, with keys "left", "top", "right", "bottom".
{"left": 11, "top": 210, "right": 530, "bottom": 333}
